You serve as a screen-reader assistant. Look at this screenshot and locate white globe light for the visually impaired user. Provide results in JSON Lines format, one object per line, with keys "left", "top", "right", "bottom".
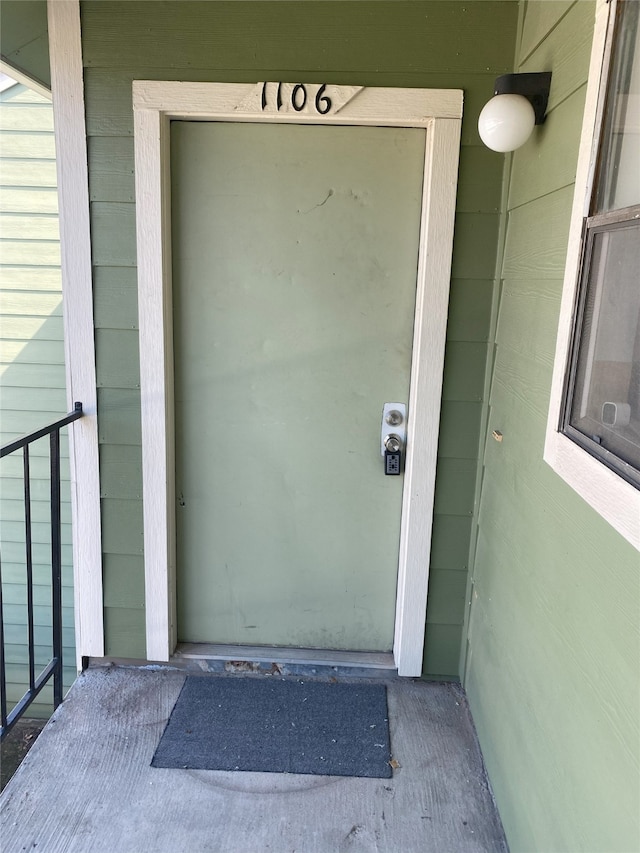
{"left": 478, "top": 93, "right": 536, "bottom": 152}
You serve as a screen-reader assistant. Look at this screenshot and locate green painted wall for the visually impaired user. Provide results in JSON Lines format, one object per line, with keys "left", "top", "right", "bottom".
{"left": 0, "top": 81, "right": 75, "bottom": 716}
{"left": 465, "top": 2, "right": 640, "bottom": 850}
{"left": 81, "top": 0, "right": 518, "bottom": 672}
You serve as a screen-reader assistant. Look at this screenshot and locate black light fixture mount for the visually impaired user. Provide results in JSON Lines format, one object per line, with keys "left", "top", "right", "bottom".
{"left": 493, "top": 71, "right": 553, "bottom": 125}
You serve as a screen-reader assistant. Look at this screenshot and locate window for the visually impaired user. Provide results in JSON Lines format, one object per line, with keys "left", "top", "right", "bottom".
{"left": 562, "top": 0, "right": 640, "bottom": 489}
{"left": 545, "top": 0, "right": 640, "bottom": 549}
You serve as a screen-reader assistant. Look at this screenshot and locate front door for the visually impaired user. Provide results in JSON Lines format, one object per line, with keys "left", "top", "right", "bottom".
{"left": 134, "top": 81, "right": 462, "bottom": 671}
{"left": 172, "top": 120, "right": 425, "bottom": 652}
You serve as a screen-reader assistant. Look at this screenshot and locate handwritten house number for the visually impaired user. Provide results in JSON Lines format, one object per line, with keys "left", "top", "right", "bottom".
{"left": 261, "top": 82, "right": 332, "bottom": 115}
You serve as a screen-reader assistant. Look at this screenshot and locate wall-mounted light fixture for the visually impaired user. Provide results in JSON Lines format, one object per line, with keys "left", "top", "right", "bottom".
{"left": 478, "top": 72, "right": 552, "bottom": 152}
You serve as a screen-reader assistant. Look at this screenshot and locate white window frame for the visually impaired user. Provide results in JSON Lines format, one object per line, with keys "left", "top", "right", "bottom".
{"left": 545, "top": 0, "right": 640, "bottom": 550}
{"left": 133, "top": 81, "right": 463, "bottom": 673}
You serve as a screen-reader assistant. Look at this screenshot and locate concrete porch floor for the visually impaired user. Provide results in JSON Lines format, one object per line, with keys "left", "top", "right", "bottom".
{"left": 0, "top": 665, "right": 508, "bottom": 853}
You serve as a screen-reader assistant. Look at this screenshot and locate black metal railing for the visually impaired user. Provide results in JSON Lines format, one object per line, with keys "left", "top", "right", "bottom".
{"left": 0, "top": 403, "right": 83, "bottom": 740}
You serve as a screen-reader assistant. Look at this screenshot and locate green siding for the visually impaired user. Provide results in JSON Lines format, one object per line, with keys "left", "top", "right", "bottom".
{"left": 82, "top": 2, "right": 514, "bottom": 73}
{"left": 80, "top": 0, "right": 518, "bottom": 670}
{"left": 0, "top": 82, "right": 75, "bottom": 716}
{"left": 465, "top": 2, "right": 640, "bottom": 851}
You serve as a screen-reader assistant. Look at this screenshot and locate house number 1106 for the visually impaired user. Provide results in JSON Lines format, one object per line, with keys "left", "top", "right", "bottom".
{"left": 261, "top": 82, "right": 333, "bottom": 115}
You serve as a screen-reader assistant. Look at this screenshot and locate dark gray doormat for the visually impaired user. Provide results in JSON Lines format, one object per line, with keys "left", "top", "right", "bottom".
{"left": 151, "top": 676, "right": 392, "bottom": 778}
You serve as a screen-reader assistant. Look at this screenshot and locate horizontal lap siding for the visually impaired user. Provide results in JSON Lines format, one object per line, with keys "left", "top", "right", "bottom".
{"left": 0, "top": 83, "right": 76, "bottom": 713}
{"left": 465, "top": 2, "right": 640, "bottom": 851}
{"left": 81, "top": 0, "right": 518, "bottom": 671}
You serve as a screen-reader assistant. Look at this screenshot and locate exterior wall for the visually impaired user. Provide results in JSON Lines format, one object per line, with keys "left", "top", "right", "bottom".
{"left": 465, "top": 2, "right": 640, "bottom": 850}
{"left": 80, "top": 0, "right": 518, "bottom": 674}
{"left": 0, "top": 80, "right": 75, "bottom": 716}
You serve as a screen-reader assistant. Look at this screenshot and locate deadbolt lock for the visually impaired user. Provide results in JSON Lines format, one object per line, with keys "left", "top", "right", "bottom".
{"left": 385, "top": 409, "right": 404, "bottom": 427}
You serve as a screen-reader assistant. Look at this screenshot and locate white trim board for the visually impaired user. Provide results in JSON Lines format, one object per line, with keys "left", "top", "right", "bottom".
{"left": 47, "top": 0, "right": 105, "bottom": 662}
{"left": 133, "top": 81, "right": 463, "bottom": 675}
{"left": 0, "top": 62, "right": 51, "bottom": 99}
{"left": 544, "top": 0, "right": 640, "bottom": 551}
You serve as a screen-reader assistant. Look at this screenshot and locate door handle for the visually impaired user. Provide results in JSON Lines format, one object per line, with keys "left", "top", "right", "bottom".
{"left": 384, "top": 434, "right": 402, "bottom": 453}
{"left": 383, "top": 434, "right": 402, "bottom": 475}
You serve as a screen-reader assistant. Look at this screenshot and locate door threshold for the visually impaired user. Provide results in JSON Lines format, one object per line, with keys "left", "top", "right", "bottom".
{"left": 172, "top": 643, "right": 396, "bottom": 674}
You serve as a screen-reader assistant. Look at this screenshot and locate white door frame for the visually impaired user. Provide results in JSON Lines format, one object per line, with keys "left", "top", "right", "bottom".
{"left": 133, "top": 81, "right": 462, "bottom": 676}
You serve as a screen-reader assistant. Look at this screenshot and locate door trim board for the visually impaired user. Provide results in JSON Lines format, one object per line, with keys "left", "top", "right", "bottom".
{"left": 133, "top": 82, "right": 463, "bottom": 676}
